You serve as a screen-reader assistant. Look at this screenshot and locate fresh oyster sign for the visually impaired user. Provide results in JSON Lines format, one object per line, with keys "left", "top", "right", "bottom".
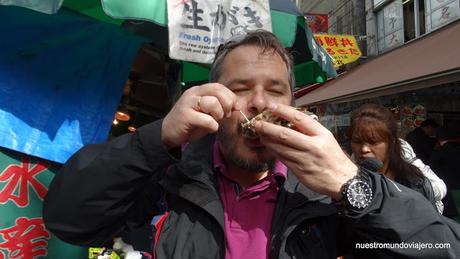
{"left": 167, "top": 0, "right": 271, "bottom": 64}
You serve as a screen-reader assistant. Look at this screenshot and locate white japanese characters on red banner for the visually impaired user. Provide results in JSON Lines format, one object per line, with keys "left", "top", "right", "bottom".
{"left": 167, "top": 0, "right": 271, "bottom": 64}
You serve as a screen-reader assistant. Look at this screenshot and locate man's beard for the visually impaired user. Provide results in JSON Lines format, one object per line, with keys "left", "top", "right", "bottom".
{"left": 217, "top": 121, "right": 275, "bottom": 172}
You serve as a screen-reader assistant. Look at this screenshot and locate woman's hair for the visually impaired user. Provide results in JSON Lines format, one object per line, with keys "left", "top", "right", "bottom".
{"left": 350, "top": 103, "right": 425, "bottom": 185}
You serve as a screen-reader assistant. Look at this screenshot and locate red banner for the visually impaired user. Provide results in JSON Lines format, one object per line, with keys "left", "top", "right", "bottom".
{"left": 305, "top": 13, "right": 328, "bottom": 33}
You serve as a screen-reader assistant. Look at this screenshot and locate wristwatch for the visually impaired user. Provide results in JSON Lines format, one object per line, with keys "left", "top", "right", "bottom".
{"left": 340, "top": 169, "right": 373, "bottom": 211}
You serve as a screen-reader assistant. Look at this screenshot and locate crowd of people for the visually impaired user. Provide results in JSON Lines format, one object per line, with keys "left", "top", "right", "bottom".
{"left": 43, "top": 30, "right": 460, "bottom": 258}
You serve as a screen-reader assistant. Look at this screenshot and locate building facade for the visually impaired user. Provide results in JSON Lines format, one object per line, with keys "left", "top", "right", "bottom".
{"left": 296, "top": 0, "right": 460, "bottom": 149}
{"left": 367, "top": 0, "right": 460, "bottom": 55}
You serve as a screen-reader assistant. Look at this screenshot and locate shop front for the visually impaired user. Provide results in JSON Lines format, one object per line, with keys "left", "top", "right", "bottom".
{"left": 296, "top": 20, "right": 460, "bottom": 150}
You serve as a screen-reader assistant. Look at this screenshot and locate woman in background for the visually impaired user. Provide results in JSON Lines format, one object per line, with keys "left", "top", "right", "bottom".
{"left": 350, "top": 103, "right": 445, "bottom": 213}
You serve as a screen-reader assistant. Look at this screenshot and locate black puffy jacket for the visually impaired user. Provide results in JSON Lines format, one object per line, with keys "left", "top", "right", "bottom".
{"left": 44, "top": 120, "right": 460, "bottom": 258}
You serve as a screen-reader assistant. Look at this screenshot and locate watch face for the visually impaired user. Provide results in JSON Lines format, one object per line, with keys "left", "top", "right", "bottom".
{"left": 346, "top": 180, "right": 372, "bottom": 209}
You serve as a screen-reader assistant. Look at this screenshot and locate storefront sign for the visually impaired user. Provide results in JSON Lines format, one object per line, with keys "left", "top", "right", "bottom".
{"left": 305, "top": 13, "right": 328, "bottom": 33}
{"left": 314, "top": 34, "right": 362, "bottom": 67}
{"left": 0, "top": 148, "right": 86, "bottom": 258}
{"left": 167, "top": 0, "right": 271, "bottom": 64}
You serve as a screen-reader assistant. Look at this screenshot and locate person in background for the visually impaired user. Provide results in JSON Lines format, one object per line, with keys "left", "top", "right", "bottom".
{"left": 399, "top": 138, "right": 446, "bottom": 213}
{"left": 43, "top": 31, "right": 460, "bottom": 258}
{"left": 430, "top": 124, "right": 460, "bottom": 219}
{"left": 406, "top": 119, "right": 439, "bottom": 164}
{"left": 350, "top": 104, "right": 441, "bottom": 211}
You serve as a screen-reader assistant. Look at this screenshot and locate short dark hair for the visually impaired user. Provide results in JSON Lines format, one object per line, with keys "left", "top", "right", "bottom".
{"left": 421, "top": 119, "right": 439, "bottom": 128}
{"left": 209, "top": 30, "right": 295, "bottom": 90}
{"left": 437, "top": 124, "right": 460, "bottom": 141}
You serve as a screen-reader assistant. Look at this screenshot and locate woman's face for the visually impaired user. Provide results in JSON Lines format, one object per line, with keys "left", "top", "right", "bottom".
{"left": 350, "top": 126, "right": 390, "bottom": 172}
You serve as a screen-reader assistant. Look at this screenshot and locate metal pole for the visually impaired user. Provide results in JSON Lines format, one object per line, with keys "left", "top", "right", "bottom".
{"left": 414, "top": 0, "right": 420, "bottom": 37}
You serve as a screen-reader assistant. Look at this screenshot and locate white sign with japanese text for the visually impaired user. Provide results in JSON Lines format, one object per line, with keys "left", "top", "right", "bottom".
{"left": 167, "top": 0, "right": 272, "bottom": 64}
{"left": 430, "top": 0, "right": 460, "bottom": 30}
{"left": 376, "top": 0, "right": 403, "bottom": 52}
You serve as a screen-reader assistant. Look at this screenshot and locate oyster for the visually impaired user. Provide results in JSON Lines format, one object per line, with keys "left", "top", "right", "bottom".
{"left": 240, "top": 108, "right": 318, "bottom": 139}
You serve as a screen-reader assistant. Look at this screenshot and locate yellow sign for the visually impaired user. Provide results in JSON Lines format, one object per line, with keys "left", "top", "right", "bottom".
{"left": 88, "top": 248, "right": 121, "bottom": 259}
{"left": 314, "top": 34, "right": 362, "bottom": 68}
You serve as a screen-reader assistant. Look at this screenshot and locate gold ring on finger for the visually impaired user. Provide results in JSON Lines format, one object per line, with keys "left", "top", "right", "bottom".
{"left": 197, "top": 96, "right": 202, "bottom": 111}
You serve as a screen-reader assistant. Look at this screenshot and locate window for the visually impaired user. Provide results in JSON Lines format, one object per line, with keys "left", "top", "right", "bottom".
{"left": 403, "top": 0, "right": 426, "bottom": 42}
{"left": 375, "top": 0, "right": 460, "bottom": 53}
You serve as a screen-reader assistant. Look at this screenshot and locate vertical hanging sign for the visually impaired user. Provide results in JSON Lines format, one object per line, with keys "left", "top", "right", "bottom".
{"left": 167, "top": 0, "right": 272, "bottom": 64}
{"left": 0, "top": 148, "right": 86, "bottom": 258}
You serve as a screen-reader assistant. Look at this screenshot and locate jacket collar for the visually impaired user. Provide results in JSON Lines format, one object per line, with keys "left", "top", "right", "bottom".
{"left": 182, "top": 134, "right": 216, "bottom": 173}
{"left": 161, "top": 134, "right": 337, "bottom": 232}
{"left": 160, "top": 135, "right": 226, "bottom": 230}
{"left": 176, "top": 134, "right": 334, "bottom": 206}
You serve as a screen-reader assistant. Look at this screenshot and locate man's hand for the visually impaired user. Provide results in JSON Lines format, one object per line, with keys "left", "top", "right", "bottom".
{"left": 253, "top": 103, "right": 358, "bottom": 200}
{"left": 161, "top": 83, "right": 240, "bottom": 149}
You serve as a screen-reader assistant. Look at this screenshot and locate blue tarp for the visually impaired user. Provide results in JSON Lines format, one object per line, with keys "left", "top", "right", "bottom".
{"left": 0, "top": 6, "right": 146, "bottom": 163}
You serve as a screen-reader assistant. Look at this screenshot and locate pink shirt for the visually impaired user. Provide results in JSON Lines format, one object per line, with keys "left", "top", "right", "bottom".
{"left": 213, "top": 141, "right": 287, "bottom": 259}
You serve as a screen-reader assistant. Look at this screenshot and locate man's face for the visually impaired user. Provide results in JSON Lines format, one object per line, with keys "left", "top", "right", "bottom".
{"left": 216, "top": 45, "right": 292, "bottom": 172}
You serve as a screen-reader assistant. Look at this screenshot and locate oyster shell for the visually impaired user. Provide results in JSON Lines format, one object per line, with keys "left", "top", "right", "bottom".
{"left": 240, "top": 108, "right": 317, "bottom": 139}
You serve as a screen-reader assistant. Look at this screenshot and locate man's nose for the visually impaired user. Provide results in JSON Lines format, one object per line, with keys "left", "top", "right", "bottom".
{"left": 247, "top": 90, "right": 268, "bottom": 114}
